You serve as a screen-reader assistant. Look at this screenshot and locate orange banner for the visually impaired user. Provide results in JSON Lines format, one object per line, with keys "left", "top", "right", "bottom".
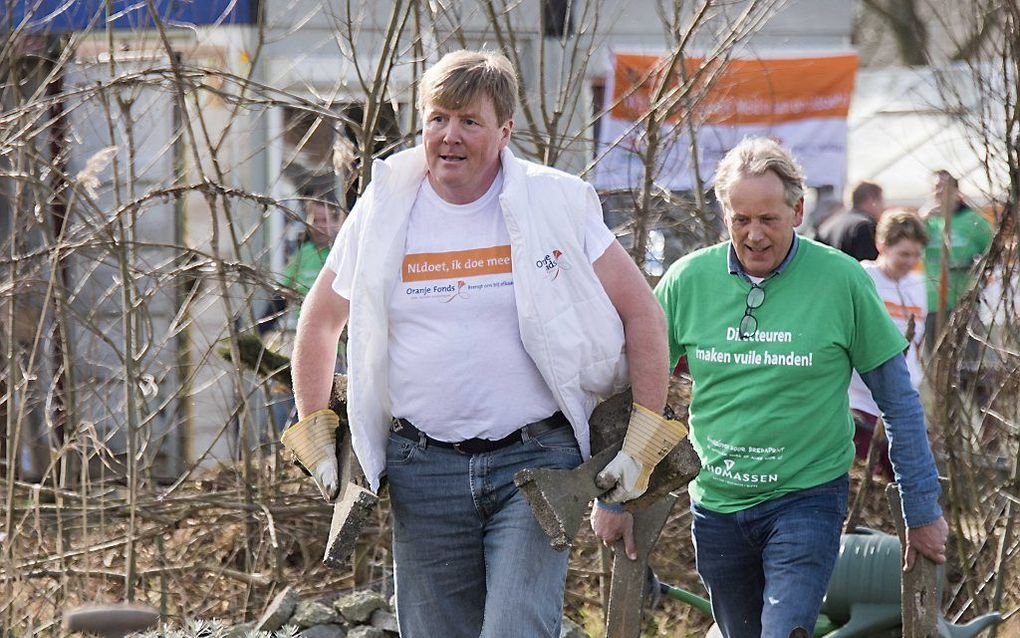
{"left": 402, "top": 245, "right": 512, "bottom": 283}
{"left": 610, "top": 53, "right": 858, "bottom": 126}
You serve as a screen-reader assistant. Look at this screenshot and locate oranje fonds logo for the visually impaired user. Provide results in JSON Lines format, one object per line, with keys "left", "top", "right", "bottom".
{"left": 535, "top": 249, "right": 571, "bottom": 280}
{"left": 440, "top": 280, "right": 469, "bottom": 303}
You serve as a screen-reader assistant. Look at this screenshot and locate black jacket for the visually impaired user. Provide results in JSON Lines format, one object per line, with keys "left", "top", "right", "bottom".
{"left": 816, "top": 209, "right": 878, "bottom": 261}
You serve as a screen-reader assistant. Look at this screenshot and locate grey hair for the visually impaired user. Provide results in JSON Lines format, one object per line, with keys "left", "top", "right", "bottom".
{"left": 713, "top": 138, "right": 806, "bottom": 210}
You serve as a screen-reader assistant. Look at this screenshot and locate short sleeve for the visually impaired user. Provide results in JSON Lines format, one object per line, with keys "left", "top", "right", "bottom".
{"left": 582, "top": 184, "right": 617, "bottom": 264}
{"left": 324, "top": 184, "right": 374, "bottom": 299}
{"left": 849, "top": 267, "right": 908, "bottom": 373}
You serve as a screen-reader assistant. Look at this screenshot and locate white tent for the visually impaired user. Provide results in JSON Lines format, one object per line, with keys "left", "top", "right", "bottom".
{"left": 847, "top": 62, "right": 1010, "bottom": 208}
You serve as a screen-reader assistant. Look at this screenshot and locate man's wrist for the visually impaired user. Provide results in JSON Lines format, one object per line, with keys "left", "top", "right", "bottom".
{"left": 898, "top": 471, "right": 943, "bottom": 528}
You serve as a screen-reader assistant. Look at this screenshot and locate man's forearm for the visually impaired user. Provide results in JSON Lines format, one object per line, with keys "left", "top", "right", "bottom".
{"left": 292, "top": 269, "right": 349, "bottom": 420}
{"left": 593, "top": 242, "right": 670, "bottom": 411}
{"left": 623, "top": 301, "right": 669, "bottom": 412}
{"left": 861, "top": 354, "right": 942, "bottom": 527}
{"left": 292, "top": 321, "right": 343, "bottom": 419}
{"left": 590, "top": 243, "right": 676, "bottom": 504}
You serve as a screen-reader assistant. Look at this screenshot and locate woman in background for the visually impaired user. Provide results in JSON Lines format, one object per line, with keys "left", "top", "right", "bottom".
{"left": 848, "top": 208, "right": 929, "bottom": 478}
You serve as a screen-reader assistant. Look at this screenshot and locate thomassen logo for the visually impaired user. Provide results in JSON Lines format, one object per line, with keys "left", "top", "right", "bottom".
{"left": 707, "top": 458, "right": 779, "bottom": 484}
{"left": 535, "top": 249, "right": 571, "bottom": 280}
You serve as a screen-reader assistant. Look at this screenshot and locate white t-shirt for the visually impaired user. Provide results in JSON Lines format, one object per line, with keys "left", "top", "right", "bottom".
{"left": 848, "top": 263, "right": 927, "bottom": 417}
{"left": 327, "top": 171, "right": 616, "bottom": 442}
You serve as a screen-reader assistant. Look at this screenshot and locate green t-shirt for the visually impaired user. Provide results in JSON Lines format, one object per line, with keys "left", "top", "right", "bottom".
{"left": 283, "top": 241, "right": 330, "bottom": 297}
{"left": 654, "top": 238, "right": 906, "bottom": 513}
{"left": 923, "top": 206, "right": 993, "bottom": 311}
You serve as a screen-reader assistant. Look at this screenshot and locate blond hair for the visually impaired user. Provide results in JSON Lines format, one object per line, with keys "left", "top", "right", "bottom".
{"left": 713, "top": 138, "right": 805, "bottom": 210}
{"left": 418, "top": 50, "right": 518, "bottom": 123}
{"left": 877, "top": 208, "right": 929, "bottom": 247}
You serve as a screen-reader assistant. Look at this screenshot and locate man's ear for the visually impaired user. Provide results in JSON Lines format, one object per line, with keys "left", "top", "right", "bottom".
{"left": 793, "top": 196, "right": 805, "bottom": 226}
{"left": 500, "top": 119, "right": 514, "bottom": 148}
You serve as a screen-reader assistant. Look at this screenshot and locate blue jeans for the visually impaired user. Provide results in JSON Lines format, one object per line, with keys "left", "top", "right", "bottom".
{"left": 691, "top": 475, "right": 849, "bottom": 638}
{"left": 385, "top": 424, "right": 582, "bottom": 638}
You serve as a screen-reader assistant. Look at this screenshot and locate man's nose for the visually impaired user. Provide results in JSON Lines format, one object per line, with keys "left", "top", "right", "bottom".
{"left": 443, "top": 122, "right": 463, "bottom": 144}
{"left": 746, "top": 223, "right": 766, "bottom": 241}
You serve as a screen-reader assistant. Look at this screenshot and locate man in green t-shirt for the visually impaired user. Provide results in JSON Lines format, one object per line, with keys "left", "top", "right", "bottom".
{"left": 922, "top": 170, "right": 993, "bottom": 350}
{"left": 592, "top": 138, "right": 947, "bottom": 638}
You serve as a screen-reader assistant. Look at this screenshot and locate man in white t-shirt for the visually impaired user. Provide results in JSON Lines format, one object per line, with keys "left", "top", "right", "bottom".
{"left": 848, "top": 209, "right": 929, "bottom": 478}
{"left": 285, "top": 50, "right": 674, "bottom": 638}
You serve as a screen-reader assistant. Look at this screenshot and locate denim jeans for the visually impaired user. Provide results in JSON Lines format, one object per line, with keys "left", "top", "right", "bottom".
{"left": 691, "top": 474, "right": 849, "bottom": 638}
{"left": 385, "top": 424, "right": 582, "bottom": 638}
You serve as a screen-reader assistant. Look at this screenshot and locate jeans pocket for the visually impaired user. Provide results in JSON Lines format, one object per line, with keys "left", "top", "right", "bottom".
{"left": 386, "top": 433, "right": 419, "bottom": 466}
{"left": 528, "top": 427, "right": 582, "bottom": 457}
{"left": 817, "top": 474, "right": 850, "bottom": 516}
{"left": 793, "top": 475, "right": 850, "bottom": 520}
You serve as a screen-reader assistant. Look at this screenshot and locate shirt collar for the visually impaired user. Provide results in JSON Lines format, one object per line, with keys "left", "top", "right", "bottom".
{"left": 727, "top": 234, "right": 800, "bottom": 282}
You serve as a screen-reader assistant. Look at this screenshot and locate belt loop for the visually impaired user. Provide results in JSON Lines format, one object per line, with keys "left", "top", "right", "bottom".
{"left": 417, "top": 431, "right": 427, "bottom": 450}
{"left": 520, "top": 423, "right": 532, "bottom": 442}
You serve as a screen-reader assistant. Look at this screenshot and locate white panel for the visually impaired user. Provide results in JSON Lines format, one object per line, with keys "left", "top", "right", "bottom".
{"left": 63, "top": 56, "right": 183, "bottom": 472}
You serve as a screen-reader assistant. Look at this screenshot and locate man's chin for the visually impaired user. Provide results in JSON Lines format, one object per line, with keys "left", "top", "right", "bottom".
{"left": 741, "top": 254, "right": 775, "bottom": 277}
{"left": 429, "top": 166, "right": 463, "bottom": 183}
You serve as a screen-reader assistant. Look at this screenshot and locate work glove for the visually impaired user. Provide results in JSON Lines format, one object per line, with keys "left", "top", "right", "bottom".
{"left": 596, "top": 402, "right": 688, "bottom": 504}
{"left": 280, "top": 409, "right": 340, "bottom": 501}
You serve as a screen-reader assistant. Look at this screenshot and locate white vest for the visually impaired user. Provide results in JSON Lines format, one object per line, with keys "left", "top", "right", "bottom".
{"left": 344, "top": 146, "right": 628, "bottom": 491}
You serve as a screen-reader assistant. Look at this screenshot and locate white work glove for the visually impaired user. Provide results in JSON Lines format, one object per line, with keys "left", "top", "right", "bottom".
{"left": 311, "top": 455, "right": 339, "bottom": 502}
{"left": 596, "top": 402, "right": 688, "bottom": 504}
{"left": 596, "top": 451, "right": 646, "bottom": 503}
{"left": 280, "top": 409, "right": 340, "bottom": 501}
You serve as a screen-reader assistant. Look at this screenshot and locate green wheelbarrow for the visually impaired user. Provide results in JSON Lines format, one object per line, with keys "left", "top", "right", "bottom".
{"left": 661, "top": 528, "right": 1001, "bottom": 638}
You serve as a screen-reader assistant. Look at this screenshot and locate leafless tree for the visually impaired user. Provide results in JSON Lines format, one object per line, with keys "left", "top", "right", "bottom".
{"left": 0, "top": 1, "right": 890, "bottom": 634}
{"left": 918, "top": 3, "right": 1020, "bottom": 630}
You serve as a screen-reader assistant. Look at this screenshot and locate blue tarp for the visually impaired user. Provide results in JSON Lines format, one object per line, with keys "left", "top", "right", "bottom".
{"left": 2, "top": 0, "right": 258, "bottom": 32}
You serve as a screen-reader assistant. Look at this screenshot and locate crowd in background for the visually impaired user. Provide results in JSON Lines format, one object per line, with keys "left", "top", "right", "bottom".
{"left": 810, "top": 171, "right": 996, "bottom": 469}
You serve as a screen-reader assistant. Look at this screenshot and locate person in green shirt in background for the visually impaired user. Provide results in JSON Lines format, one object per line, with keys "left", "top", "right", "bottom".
{"left": 592, "top": 138, "right": 948, "bottom": 638}
{"left": 267, "top": 199, "right": 345, "bottom": 429}
{"left": 282, "top": 200, "right": 345, "bottom": 309}
{"left": 262, "top": 199, "right": 346, "bottom": 333}
{"left": 922, "top": 170, "right": 993, "bottom": 353}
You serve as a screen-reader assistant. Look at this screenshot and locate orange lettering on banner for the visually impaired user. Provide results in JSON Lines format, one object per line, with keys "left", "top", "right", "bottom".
{"left": 610, "top": 53, "right": 858, "bottom": 126}
{"left": 402, "top": 245, "right": 512, "bottom": 282}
